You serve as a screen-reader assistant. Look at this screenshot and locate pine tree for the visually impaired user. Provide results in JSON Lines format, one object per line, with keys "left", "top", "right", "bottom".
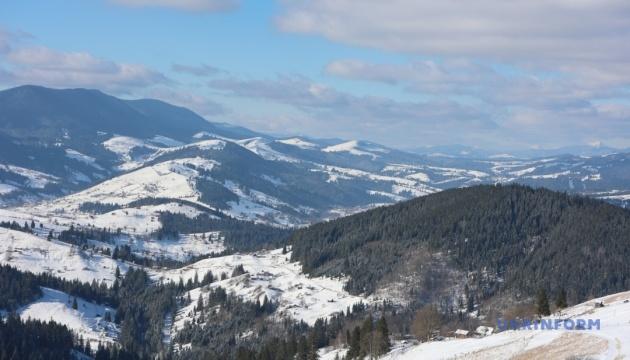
{"left": 347, "top": 326, "right": 361, "bottom": 359}
{"left": 72, "top": 297, "right": 78, "bottom": 310}
{"left": 296, "top": 335, "right": 308, "bottom": 360}
{"left": 537, "top": 288, "right": 550, "bottom": 316}
{"left": 375, "top": 316, "right": 391, "bottom": 355}
{"left": 467, "top": 294, "right": 475, "bottom": 313}
{"left": 307, "top": 338, "right": 319, "bottom": 360}
{"left": 115, "top": 266, "right": 121, "bottom": 279}
{"left": 197, "top": 293, "right": 204, "bottom": 312}
{"left": 85, "top": 341, "right": 92, "bottom": 356}
{"left": 202, "top": 270, "right": 214, "bottom": 285}
{"left": 555, "top": 288, "right": 568, "bottom": 309}
{"left": 360, "top": 314, "right": 374, "bottom": 357}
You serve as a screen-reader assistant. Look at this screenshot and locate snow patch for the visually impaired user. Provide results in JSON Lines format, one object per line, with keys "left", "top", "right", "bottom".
{"left": 18, "top": 288, "right": 118, "bottom": 348}
{"left": 322, "top": 140, "right": 380, "bottom": 159}
{"left": 277, "top": 137, "right": 318, "bottom": 150}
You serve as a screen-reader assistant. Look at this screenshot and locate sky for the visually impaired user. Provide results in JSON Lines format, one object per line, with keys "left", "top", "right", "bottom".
{"left": 1, "top": 0, "right": 630, "bottom": 151}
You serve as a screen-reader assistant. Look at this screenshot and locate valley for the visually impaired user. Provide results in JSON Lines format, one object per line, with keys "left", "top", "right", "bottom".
{"left": 1, "top": 86, "right": 630, "bottom": 360}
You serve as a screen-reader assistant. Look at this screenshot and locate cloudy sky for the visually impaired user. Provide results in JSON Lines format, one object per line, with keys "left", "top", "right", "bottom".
{"left": 1, "top": 0, "right": 630, "bottom": 151}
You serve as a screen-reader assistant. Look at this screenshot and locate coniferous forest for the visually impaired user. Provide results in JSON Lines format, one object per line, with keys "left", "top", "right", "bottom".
{"left": 291, "top": 184, "right": 630, "bottom": 303}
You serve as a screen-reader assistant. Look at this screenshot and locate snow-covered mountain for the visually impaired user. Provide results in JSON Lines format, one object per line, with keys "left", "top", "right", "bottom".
{"left": 4, "top": 85, "right": 630, "bottom": 359}
{"left": 3, "top": 85, "right": 630, "bottom": 223}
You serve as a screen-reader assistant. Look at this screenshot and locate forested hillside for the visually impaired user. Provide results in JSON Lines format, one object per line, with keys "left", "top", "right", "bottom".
{"left": 290, "top": 184, "right": 630, "bottom": 304}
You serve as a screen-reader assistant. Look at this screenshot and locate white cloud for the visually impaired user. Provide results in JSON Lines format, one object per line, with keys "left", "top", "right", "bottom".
{"left": 325, "top": 59, "right": 501, "bottom": 95}
{"left": 278, "top": 0, "right": 630, "bottom": 63}
{"left": 279, "top": 0, "right": 630, "bottom": 99}
{"left": 0, "top": 44, "right": 169, "bottom": 93}
{"left": 323, "top": 56, "right": 630, "bottom": 148}
{"left": 207, "top": 74, "right": 497, "bottom": 146}
{"left": 110, "top": 0, "right": 238, "bottom": 12}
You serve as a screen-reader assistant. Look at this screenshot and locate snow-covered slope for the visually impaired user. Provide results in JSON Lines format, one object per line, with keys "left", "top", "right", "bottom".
{"left": 153, "top": 248, "right": 369, "bottom": 327}
{"left": 322, "top": 140, "right": 388, "bottom": 159}
{"left": 17, "top": 287, "right": 118, "bottom": 348}
{"left": 276, "top": 137, "right": 319, "bottom": 150}
{"left": 60, "top": 157, "right": 217, "bottom": 207}
{"left": 237, "top": 137, "right": 299, "bottom": 163}
{"left": 383, "top": 290, "right": 630, "bottom": 359}
{"left": 0, "top": 164, "right": 59, "bottom": 189}
{"left": 0, "top": 228, "right": 128, "bottom": 284}
{"left": 89, "top": 231, "right": 225, "bottom": 262}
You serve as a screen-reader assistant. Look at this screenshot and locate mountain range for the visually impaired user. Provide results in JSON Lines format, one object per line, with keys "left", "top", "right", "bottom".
{"left": 2, "top": 85, "right": 630, "bottom": 359}
{"left": 1, "top": 85, "right": 630, "bottom": 226}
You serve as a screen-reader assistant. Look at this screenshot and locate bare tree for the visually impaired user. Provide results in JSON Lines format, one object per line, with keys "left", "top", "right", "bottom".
{"left": 412, "top": 304, "right": 441, "bottom": 342}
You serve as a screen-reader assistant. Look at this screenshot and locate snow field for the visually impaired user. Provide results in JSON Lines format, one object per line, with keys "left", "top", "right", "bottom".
{"left": 18, "top": 287, "right": 118, "bottom": 348}
{"left": 152, "top": 249, "right": 370, "bottom": 327}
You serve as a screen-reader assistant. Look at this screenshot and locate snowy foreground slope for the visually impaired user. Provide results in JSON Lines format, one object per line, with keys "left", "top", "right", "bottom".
{"left": 380, "top": 290, "right": 630, "bottom": 360}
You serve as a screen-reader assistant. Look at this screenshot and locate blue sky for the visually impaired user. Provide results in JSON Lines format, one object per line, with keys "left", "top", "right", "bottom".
{"left": 1, "top": 0, "right": 630, "bottom": 151}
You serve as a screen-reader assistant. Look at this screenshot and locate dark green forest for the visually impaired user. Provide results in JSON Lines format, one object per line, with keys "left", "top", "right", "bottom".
{"left": 0, "top": 315, "right": 75, "bottom": 360}
{"left": 290, "top": 184, "right": 630, "bottom": 303}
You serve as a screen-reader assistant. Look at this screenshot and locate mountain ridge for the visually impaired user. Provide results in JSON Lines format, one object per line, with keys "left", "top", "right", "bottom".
{"left": 2, "top": 85, "right": 630, "bottom": 222}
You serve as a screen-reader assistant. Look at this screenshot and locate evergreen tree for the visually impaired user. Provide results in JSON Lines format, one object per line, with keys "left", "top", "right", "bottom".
{"left": 307, "top": 338, "right": 319, "bottom": 360}
{"left": 375, "top": 316, "right": 391, "bottom": 355}
{"left": 72, "top": 297, "right": 78, "bottom": 310}
{"left": 347, "top": 326, "right": 361, "bottom": 359}
{"left": 296, "top": 335, "right": 308, "bottom": 360}
{"left": 467, "top": 294, "right": 475, "bottom": 313}
{"left": 197, "top": 293, "right": 204, "bottom": 312}
{"left": 360, "top": 314, "right": 373, "bottom": 357}
{"left": 555, "top": 288, "right": 568, "bottom": 309}
{"left": 202, "top": 270, "right": 214, "bottom": 285}
{"left": 537, "top": 288, "right": 550, "bottom": 316}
